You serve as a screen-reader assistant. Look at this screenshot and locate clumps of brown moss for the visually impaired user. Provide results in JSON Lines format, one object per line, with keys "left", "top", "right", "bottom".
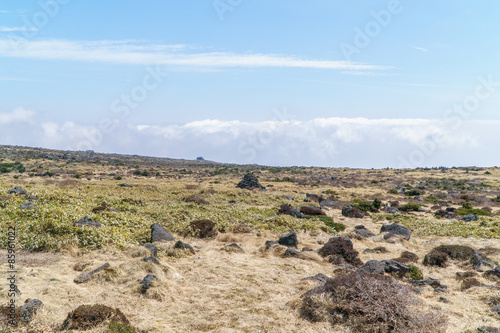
{"left": 318, "top": 237, "right": 363, "bottom": 267}
{"left": 423, "top": 245, "right": 475, "bottom": 267}
{"left": 300, "top": 271, "right": 448, "bottom": 332}
{"left": 61, "top": 304, "right": 130, "bottom": 331}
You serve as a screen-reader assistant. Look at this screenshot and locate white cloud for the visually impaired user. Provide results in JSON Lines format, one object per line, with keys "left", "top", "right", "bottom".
{"left": 0, "top": 26, "right": 34, "bottom": 32}
{"left": 412, "top": 45, "right": 429, "bottom": 52}
{"left": 0, "top": 107, "right": 35, "bottom": 125}
{"left": 0, "top": 39, "right": 391, "bottom": 71}
{"left": 2, "top": 111, "right": 499, "bottom": 168}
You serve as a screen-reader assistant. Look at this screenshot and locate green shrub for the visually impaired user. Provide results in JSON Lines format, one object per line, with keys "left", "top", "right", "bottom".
{"left": 423, "top": 195, "right": 439, "bottom": 203}
{"left": 108, "top": 321, "right": 137, "bottom": 333}
{"left": 406, "top": 190, "right": 421, "bottom": 196}
{"left": 389, "top": 188, "right": 398, "bottom": 194}
{"left": 455, "top": 202, "right": 491, "bottom": 216}
{"left": 372, "top": 198, "right": 381, "bottom": 209}
{"left": 400, "top": 202, "right": 421, "bottom": 212}
{"left": 406, "top": 264, "right": 423, "bottom": 280}
{"left": 315, "top": 215, "right": 346, "bottom": 232}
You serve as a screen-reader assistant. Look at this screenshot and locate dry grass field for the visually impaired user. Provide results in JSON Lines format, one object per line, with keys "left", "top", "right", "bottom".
{"left": 0, "top": 146, "right": 499, "bottom": 332}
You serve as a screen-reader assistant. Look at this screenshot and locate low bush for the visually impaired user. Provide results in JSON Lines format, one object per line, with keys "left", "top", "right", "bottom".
{"left": 400, "top": 202, "right": 421, "bottom": 212}
{"left": 301, "top": 271, "right": 447, "bottom": 332}
{"left": 406, "top": 264, "right": 424, "bottom": 280}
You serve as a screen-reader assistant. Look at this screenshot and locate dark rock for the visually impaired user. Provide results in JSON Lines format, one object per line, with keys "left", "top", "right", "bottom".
{"left": 306, "top": 193, "right": 324, "bottom": 203}
{"left": 139, "top": 274, "right": 158, "bottom": 293}
{"left": 341, "top": 205, "right": 365, "bottom": 218}
{"left": 285, "top": 248, "right": 301, "bottom": 257}
{"left": 384, "top": 206, "right": 401, "bottom": 214}
{"left": 150, "top": 223, "right": 175, "bottom": 242}
{"left": 319, "top": 199, "right": 336, "bottom": 209}
{"left": 354, "top": 227, "right": 375, "bottom": 238}
{"left": 20, "top": 299, "right": 43, "bottom": 323}
{"left": 409, "top": 278, "right": 447, "bottom": 289}
{"left": 456, "top": 271, "right": 477, "bottom": 280}
{"left": 74, "top": 263, "right": 110, "bottom": 284}
{"left": 196, "top": 156, "right": 205, "bottom": 161}
{"left": 28, "top": 194, "right": 37, "bottom": 201}
{"left": 358, "top": 260, "right": 386, "bottom": 275}
{"left": 190, "top": 219, "right": 217, "bottom": 238}
{"left": 174, "top": 240, "right": 195, "bottom": 254}
{"left": 7, "top": 186, "right": 26, "bottom": 195}
{"left": 277, "top": 203, "right": 304, "bottom": 218}
{"left": 140, "top": 243, "right": 158, "bottom": 257}
{"left": 225, "top": 243, "right": 244, "bottom": 253}
{"left": 301, "top": 247, "right": 313, "bottom": 252}
{"left": 471, "top": 252, "right": 495, "bottom": 272}
{"left": 303, "top": 198, "right": 310, "bottom": 202}
{"left": 438, "top": 297, "right": 450, "bottom": 303}
{"left": 301, "top": 273, "right": 330, "bottom": 285}
{"left": 228, "top": 200, "right": 236, "bottom": 203}
{"left": 358, "top": 260, "right": 409, "bottom": 278}
{"left": 478, "top": 326, "right": 500, "bottom": 333}
{"left": 278, "top": 232, "right": 298, "bottom": 248}
{"left": 73, "top": 215, "right": 101, "bottom": 228}
{"left": 462, "top": 214, "right": 478, "bottom": 222}
{"left": 381, "top": 260, "right": 409, "bottom": 278}
{"left": 490, "top": 305, "right": 500, "bottom": 315}
{"left": 265, "top": 240, "right": 278, "bottom": 250}
{"left": 380, "top": 223, "right": 411, "bottom": 240}
{"left": 19, "top": 202, "right": 37, "bottom": 210}
{"left": 484, "top": 267, "right": 500, "bottom": 279}
{"left": 142, "top": 256, "right": 160, "bottom": 264}
{"left": 434, "top": 287, "right": 447, "bottom": 293}
{"left": 119, "top": 183, "right": 133, "bottom": 187}
{"left": 300, "top": 206, "right": 326, "bottom": 216}
{"left": 236, "top": 173, "right": 265, "bottom": 190}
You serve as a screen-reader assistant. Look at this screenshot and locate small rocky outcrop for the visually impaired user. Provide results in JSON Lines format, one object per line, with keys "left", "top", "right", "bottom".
{"left": 140, "top": 243, "right": 158, "bottom": 257}
{"left": 19, "top": 202, "right": 37, "bottom": 210}
{"left": 7, "top": 186, "right": 26, "bottom": 195}
{"left": 150, "top": 223, "right": 175, "bottom": 242}
{"left": 74, "top": 263, "right": 110, "bottom": 284}
{"left": 357, "top": 260, "right": 409, "bottom": 278}
{"left": 278, "top": 232, "right": 298, "bottom": 248}
{"left": 353, "top": 225, "right": 375, "bottom": 238}
{"left": 119, "top": 183, "right": 133, "bottom": 187}
{"left": 73, "top": 216, "right": 101, "bottom": 228}
{"left": 174, "top": 240, "right": 196, "bottom": 254}
{"left": 277, "top": 203, "right": 304, "bottom": 218}
{"left": 341, "top": 206, "right": 365, "bottom": 218}
{"left": 139, "top": 274, "right": 158, "bottom": 293}
{"left": 471, "top": 253, "right": 495, "bottom": 272}
{"left": 236, "top": 173, "right": 265, "bottom": 190}
{"left": 380, "top": 223, "right": 411, "bottom": 240}
{"left": 300, "top": 206, "right": 326, "bottom": 216}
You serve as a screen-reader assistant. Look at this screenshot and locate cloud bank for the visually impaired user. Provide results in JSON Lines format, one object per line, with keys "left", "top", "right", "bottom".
{"left": 1, "top": 108, "right": 498, "bottom": 168}
{"left": 0, "top": 39, "right": 390, "bottom": 71}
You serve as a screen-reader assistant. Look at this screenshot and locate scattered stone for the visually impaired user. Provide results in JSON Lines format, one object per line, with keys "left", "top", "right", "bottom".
{"left": 236, "top": 173, "right": 265, "bottom": 190}
{"left": 384, "top": 206, "right": 401, "bottom": 214}
{"left": 19, "top": 202, "right": 37, "bottom": 210}
{"left": 278, "top": 232, "right": 298, "bottom": 248}
{"left": 190, "top": 219, "right": 218, "bottom": 238}
{"left": 409, "top": 278, "right": 447, "bottom": 290}
{"left": 380, "top": 223, "right": 411, "bottom": 240}
{"left": 265, "top": 240, "right": 279, "bottom": 250}
{"left": 27, "top": 194, "right": 37, "bottom": 201}
{"left": 7, "top": 186, "right": 26, "bottom": 195}
{"left": 20, "top": 299, "right": 43, "bottom": 324}
{"left": 282, "top": 195, "right": 294, "bottom": 201}
{"left": 358, "top": 260, "right": 409, "bottom": 278}
{"left": 150, "top": 223, "right": 175, "bottom": 242}
{"left": 300, "top": 206, "right": 326, "bottom": 216}
{"left": 357, "top": 260, "right": 386, "bottom": 275}
{"left": 119, "top": 183, "right": 133, "bottom": 187}
{"left": 478, "top": 327, "right": 500, "bottom": 333}
{"left": 73, "top": 215, "right": 101, "bottom": 228}
{"left": 471, "top": 252, "right": 495, "bottom": 271}
{"left": 174, "top": 240, "right": 195, "bottom": 254}
{"left": 285, "top": 248, "right": 301, "bottom": 257}
{"left": 228, "top": 200, "right": 236, "bottom": 204}
{"left": 490, "top": 305, "right": 500, "bottom": 315}
{"left": 301, "top": 273, "right": 330, "bottom": 285}
{"left": 139, "top": 274, "right": 158, "bottom": 293}
{"left": 341, "top": 205, "right": 365, "bottom": 218}
{"left": 456, "top": 271, "right": 477, "bottom": 280}
{"left": 438, "top": 297, "right": 450, "bottom": 303}
{"left": 196, "top": 156, "right": 205, "bottom": 161}
{"left": 74, "top": 262, "right": 110, "bottom": 284}
{"left": 484, "top": 267, "right": 500, "bottom": 279}
{"left": 434, "top": 287, "right": 448, "bottom": 293}
{"left": 140, "top": 243, "right": 158, "bottom": 257}
{"left": 61, "top": 304, "right": 130, "bottom": 330}
{"left": 353, "top": 226, "right": 375, "bottom": 238}
{"left": 319, "top": 199, "right": 336, "bottom": 209}
{"left": 462, "top": 214, "right": 478, "bottom": 222}
{"left": 301, "top": 247, "right": 313, "bottom": 252}
{"left": 277, "top": 203, "right": 304, "bottom": 218}
{"left": 225, "top": 243, "right": 244, "bottom": 253}
{"left": 306, "top": 193, "right": 324, "bottom": 202}
{"left": 142, "top": 256, "right": 160, "bottom": 264}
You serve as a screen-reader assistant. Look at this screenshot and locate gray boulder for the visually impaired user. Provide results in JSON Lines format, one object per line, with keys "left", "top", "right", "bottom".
{"left": 278, "top": 232, "right": 298, "bottom": 248}
{"left": 380, "top": 223, "right": 411, "bottom": 240}
{"left": 73, "top": 216, "right": 101, "bottom": 228}
{"left": 342, "top": 206, "right": 365, "bottom": 218}
{"left": 150, "top": 223, "right": 175, "bottom": 242}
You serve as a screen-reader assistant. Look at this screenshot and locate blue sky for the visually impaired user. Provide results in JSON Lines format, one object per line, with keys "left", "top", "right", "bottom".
{"left": 1, "top": 1, "right": 500, "bottom": 167}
